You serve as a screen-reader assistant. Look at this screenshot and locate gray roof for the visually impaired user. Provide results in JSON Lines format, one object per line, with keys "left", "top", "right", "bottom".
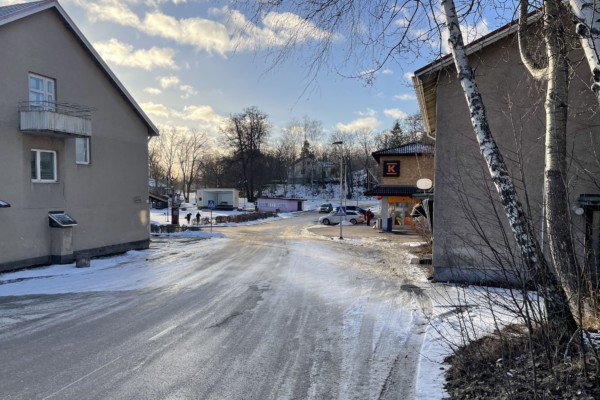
{"left": 0, "top": 1, "right": 49, "bottom": 22}
{"left": 371, "top": 142, "right": 434, "bottom": 161}
{"left": 0, "top": 0, "right": 159, "bottom": 136}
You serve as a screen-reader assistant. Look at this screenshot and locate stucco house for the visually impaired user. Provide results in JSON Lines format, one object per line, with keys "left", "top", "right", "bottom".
{"left": 0, "top": 0, "right": 159, "bottom": 272}
{"left": 364, "top": 142, "right": 434, "bottom": 232}
{"left": 412, "top": 20, "right": 600, "bottom": 285}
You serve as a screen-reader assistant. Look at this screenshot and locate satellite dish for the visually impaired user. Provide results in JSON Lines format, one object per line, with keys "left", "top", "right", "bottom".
{"left": 416, "top": 178, "right": 433, "bottom": 190}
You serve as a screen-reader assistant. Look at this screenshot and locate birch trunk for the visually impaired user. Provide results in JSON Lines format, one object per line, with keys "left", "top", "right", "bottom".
{"left": 440, "top": 0, "right": 576, "bottom": 333}
{"left": 567, "top": 0, "right": 600, "bottom": 104}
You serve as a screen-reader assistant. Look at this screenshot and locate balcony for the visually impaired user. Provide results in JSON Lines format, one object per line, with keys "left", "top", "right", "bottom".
{"left": 19, "top": 101, "right": 92, "bottom": 138}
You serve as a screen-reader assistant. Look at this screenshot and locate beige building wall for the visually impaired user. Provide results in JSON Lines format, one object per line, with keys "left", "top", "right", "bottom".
{"left": 0, "top": 10, "right": 153, "bottom": 271}
{"left": 430, "top": 34, "right": 600, "bottom": 284}
{"left": 378, "top": 154, "right": 434, "bottom": 185}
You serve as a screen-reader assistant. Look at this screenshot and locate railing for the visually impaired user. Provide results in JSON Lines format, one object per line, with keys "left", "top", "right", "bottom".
{"left": 19, "top": 101, "right": 93, "bottom": 137}
{"left": 18, "top": 101, "right": 93, "bottom": 118}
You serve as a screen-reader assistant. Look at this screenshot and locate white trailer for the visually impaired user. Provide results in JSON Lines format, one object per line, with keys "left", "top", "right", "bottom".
{"left": 196, "top": 188, "right": 239, "bottom": 210}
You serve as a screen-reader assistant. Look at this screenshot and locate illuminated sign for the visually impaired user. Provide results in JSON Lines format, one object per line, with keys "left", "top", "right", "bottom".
{"left": 383, "top": 161, "right": 400, "bottom": 177}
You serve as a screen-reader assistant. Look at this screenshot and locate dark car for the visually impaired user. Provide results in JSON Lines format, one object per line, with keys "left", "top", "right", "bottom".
{"left": 318, "top": 203, "right": 333, "bottom": 213}
{"left": 345, "top": 206, "right": 366, "bottom": 216}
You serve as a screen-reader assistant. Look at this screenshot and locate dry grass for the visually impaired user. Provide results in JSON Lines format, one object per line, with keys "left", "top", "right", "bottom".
{"left": 444, "top": 325, "right": 600, "bottom": 399}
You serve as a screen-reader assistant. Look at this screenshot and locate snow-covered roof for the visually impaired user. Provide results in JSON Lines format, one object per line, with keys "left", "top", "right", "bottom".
{"left": 0, "top": 0, "right": 159, "bottom": 137}
{"left": 371, "top": 142, "right": 434, "bottom": 161}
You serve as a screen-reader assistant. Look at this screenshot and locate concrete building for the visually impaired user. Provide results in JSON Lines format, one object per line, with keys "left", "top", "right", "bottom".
{"left": 0, "top": 0, "right": 159, "bottom": 272}
{"left": 412, "top": 19, "right": 600, "bottom": 285}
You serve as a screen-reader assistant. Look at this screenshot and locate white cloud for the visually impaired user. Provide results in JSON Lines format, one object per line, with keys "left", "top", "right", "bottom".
{"left": 383, "top": 108, "right": 408, "bottom": 120}
{"left": 177, "top": 105, "right": 222, "bottom": 123}
{"left": 179, "top": 84, "right": 198, "bottom": 99}
{"left": 78, "top": 2, "right": 336, "bottom": 56}
{"left": 382, "top": 69, "right": 394, "bottom": 75}
{"left": 93, "top": 38, "right": 178, "bottom": 70}
{"left": 84, "top": 0, "right": 141, "bottom": 28}
{"left": 336, "top": 117, "right": 380, "bottom": 132}
{"left": 158, "top": 75, "right": 181, "bottom": 89}
{"left": 394, "top": 93, "right": 416, "bottom": 101}
{"left": 358, "top": 108, "right": 377, "bottom": 117}
{"left": 140, "top": 102, "right": 226, "bottom": 134}
{"left": 140, "top": 101, "right": 170, "bottom": 118}
{"left": 144, "top": 87, "right": 162, "bottom": 95}
{"left": 404, "top": 72, "right": 414, "bottom": 82}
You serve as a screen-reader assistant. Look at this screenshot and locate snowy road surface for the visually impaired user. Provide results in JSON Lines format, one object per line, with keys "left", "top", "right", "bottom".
{"left": 0, "top": 213, "right": 433, "bottom": 399}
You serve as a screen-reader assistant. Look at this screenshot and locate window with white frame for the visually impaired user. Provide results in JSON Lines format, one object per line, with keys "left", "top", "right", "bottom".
{"left": 28, "top": 73, "right": 55, "bottom": 111}
{"left": 31, "top": 150, "right": 57, "bottom": 182}
{"left": 76, "top": 138, "right": 90, "bottom": 164}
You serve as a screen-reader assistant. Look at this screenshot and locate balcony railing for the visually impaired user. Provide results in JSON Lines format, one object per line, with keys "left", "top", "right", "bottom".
{"left": 19, "top": 101, "right": 92, "bottom": 138}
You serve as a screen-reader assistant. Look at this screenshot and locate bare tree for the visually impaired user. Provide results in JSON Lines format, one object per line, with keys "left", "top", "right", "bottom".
{"left": 151, "top": 126, "right": 181, "bottom": 196}
{"left": 197, "top": 152, "right": 228, "bottom": 189}
{"left": 221, "top": 106, "right": 271, "bottom": 201}
{"left": 176, "top": 129, "right": 207, "bottom": 202}
{"left": 148, "top": 137, "right": 165, "bottom": 195}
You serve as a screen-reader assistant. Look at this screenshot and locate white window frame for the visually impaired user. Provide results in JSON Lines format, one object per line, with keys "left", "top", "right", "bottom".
{"left": 31, "top": 149, "right": 57, "bottom": 182}
{"left": 76, "top": 137, "right": 90, "bottom": 165}
{"left": 28, "top": 73, "right": 55, "bottom": 111}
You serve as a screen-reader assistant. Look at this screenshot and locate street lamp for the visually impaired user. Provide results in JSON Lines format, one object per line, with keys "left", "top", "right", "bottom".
{"left": 332, "top": 141, "right": 344, "bottom": 239}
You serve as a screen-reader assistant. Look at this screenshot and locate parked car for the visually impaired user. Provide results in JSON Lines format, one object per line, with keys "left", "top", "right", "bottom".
{"left": 345, "top": 205, "right": 367, "bottom": 216}
{"left": 318, "top": 203, "right": 333, "bottom": 213}
{"left": 319, "top": 210, "right": 364, "bottom": 225}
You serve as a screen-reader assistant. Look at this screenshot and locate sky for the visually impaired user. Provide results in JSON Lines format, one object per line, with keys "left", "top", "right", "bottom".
{"left": 2, "top": 0, "right": 462, "bottom": 144}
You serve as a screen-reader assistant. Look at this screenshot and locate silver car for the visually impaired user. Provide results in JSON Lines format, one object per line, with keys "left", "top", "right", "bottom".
{"left": 319, "top": 210, "right": 364, "bottom": 225}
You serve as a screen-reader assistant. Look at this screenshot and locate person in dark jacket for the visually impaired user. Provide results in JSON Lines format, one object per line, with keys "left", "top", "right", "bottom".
{"left": 366, "top": 209, "right": 374, "bottom": 226}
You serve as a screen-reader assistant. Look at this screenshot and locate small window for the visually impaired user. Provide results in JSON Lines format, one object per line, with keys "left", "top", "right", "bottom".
{"left": 31, "top": 149, "right": 57, "bottom": 182}
{"left": 29, "top": 73, "right": 55, "bottom": 111}
{"left": 76, "top": 138, "right": 90, "bottom": 164}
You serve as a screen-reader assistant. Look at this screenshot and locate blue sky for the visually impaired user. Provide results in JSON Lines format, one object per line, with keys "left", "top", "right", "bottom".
{"left": 6, "top": 0, "right": 495, "bottom": 143}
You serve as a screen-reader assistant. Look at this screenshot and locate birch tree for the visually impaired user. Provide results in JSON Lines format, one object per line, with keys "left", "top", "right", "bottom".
{"left": 568, "top": 0, "right": 600, "bottom": 104}
{"left": 441, "top": 0, "right": 576, "bottom": 333}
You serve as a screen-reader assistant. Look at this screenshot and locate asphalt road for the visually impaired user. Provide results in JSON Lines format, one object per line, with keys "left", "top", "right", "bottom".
{"left": 0, "top": 213, "right": 432, "bottom": 400}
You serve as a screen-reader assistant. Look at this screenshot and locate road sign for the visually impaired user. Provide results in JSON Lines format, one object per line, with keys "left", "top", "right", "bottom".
{"left": 208, "top": 200, "right": 215, "bottom": 209}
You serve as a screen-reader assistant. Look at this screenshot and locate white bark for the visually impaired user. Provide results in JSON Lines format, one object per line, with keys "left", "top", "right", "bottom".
{"left": 440, "top": 0, "right": 540, "bottom": 267}
{"left": 567, "top": 0, "right": 600, "bottom": 104}
{"left": 441, "top": 0, "right": 577, "bottom": 332}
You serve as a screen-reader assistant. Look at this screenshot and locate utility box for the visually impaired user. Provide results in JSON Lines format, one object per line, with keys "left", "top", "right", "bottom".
{"left": 48, "top": 211, "right": 77, "bottom": 264}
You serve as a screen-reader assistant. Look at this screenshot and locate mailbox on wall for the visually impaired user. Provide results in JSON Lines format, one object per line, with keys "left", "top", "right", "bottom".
{"left": 48, "top": 211, "right": 77, "bottom": 228}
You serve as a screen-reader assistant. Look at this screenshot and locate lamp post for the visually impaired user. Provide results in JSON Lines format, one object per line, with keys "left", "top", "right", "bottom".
{"left": 332, "top": 141, "right": 344, "bottom": 239}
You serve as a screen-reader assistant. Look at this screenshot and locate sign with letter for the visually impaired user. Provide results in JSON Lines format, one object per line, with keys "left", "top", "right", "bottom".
{"left": 383, "top": 161, "right": 400, "bottom": 177}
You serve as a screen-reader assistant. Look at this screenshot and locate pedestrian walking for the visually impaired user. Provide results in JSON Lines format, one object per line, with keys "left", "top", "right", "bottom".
{"left": 195, "top": 211, "right": 201, "bottom": 225}
{"left": 185, "top": 212, "right": 192, "bottom": 225}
